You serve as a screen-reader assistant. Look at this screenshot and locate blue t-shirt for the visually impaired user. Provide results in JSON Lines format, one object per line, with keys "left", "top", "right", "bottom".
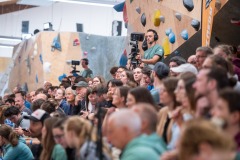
{"left": 2, "top": 139, "right": 33, "bottom": 160}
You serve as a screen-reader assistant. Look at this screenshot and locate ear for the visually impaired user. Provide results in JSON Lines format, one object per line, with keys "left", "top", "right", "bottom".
{"left": 231, "top": 112, "right": 240, "bottom": 124}
{"left": 198, "top": 142, "right": 213, "bottom": 156}
{"left": 207, "top": 79, "right": 217, "bottom": 90}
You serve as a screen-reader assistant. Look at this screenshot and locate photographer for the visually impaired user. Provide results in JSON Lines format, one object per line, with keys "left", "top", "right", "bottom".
{"left": 140, "top": 29, "right": 164, "bottom": 69}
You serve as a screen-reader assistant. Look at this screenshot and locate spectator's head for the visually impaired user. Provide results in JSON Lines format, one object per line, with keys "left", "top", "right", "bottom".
{"left": 81, "top": 58, "right": 89, "bottom": 68}
{"left": 64, "top": 116, "right": 95, "bottom": 150}
{"left": 195, "top": 46, "right": 213, "bottom": 70}
{"left": 14, "top": 96, "right": 24, "bottom": 109}
{"left": 110, "top": 66, "right": 119, "bottom": 79}
{"left": 73, "top": 81, "right": 88, "bottom": 99}
{"left": 41, "top": 117, "right": 59, "bottom": 160}
{"left": 116, "top": 66, "right": 127, "bottom": 80}
{"left": 43, "top": 81, "right": 52, "bottom": 91}
{"left": 4, "top": 106, "right": 21, "bottom": 124}
{"left": 213, "top": 44, "right": 232, "bottom": 59}
{"left": 35, "top": 93, "right": 47, "bottom": 101}
{"left": 193, "top": 67, "right": 229, "bottom": 97}
{"left": 107, "top": 109, "right": 141, "bottom": 150}
{"left": 92, "top": 76, "right": 105, "bottom": 87}
{"left": 169, "top": 56, "right": 186, "bottom": 75}
{"left": 23, "top": 109, "right": 50, "bottom": 140}
{"left": 212, "top": 88, "right": 240, "bottom": 128}
{"left": 187, "top": 55, "right": 197, "bottom": 67}
{"left": 133, "top": 67, "right": 143, "bottom": 84}
{"left": 126, "top": 87, "right": 155, "bottom": 108}
{"left": 176, "top": 72, "right": 196, "bottom": 111}
{"left": 170, "top": 63, "right": 198, "bottom": 76}
{"left": 120, "top": 70, "right": 135, "bottom": 85}
{"left": 112, "top": 86, "right": 130, "bottom": 108}
{"left": 131, "top": 103, "right": 157, "bottom": 135}
{"left": 141, "top": 66, "right": 152, "bottom": 85}
{"left": 41, "top": 101, "right": 56, "bottom": 114}
{"left": 52, "top": 118, "right": 68, "bottom": 148}
{"left": 55, "top": 88, "right": 65, "bottom": 101}
{"left": 13, "top": 86, "right": 22, "bottom": 94}
{"left": 179, "top": 119, "right": 235, "bottom": 160}
{"left": 160, "top": 77, "right": 179, "bottom": 109}
{"left": 31, "top": 98, "right": 45, "bottom": 112}
{"left": 0, "top": 124, "right": 19, "bottom": 147}
{"left": 5, "top": 98, "right": 15, "bottom": 107}
{"left": 65, "top": 87, "right": 76, "bottom": 104}
{"left": 153, "top": 62, "right": 169, "bottom": 80}
{"left": 107, "top": 79, "right": 123, "bottom": 100}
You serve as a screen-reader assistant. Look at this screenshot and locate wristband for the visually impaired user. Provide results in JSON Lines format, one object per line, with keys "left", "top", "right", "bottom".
{"left": 30, "top": 139, "right": 33, "bottom": 146}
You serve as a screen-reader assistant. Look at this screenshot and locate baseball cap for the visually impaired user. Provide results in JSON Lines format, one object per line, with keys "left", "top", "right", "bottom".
{"left": 23, "top": 109, "right": 50, "bottom": 123}
{"left": 153, "top": 62, "right": 170, "bottom": 79}
{"left": 72, "top": 81, "right": 88, "bottom": 90}
{"left": 170, "top": 63, "right": 198, "bottom": 75}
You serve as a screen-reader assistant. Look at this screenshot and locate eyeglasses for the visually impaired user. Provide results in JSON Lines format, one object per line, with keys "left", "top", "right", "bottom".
{"left": 53, "top": 134, "right": 64, "bottom": 140}
{"left": 196, "top": 55, "right": 207, "bottom": 59}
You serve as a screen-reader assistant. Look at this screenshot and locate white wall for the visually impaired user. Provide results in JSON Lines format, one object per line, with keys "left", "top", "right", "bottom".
{"left": 0, "top": 2, "right": 127, "bottom": 37}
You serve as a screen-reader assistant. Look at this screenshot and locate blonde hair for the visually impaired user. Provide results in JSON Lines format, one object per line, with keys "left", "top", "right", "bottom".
{"left": 64, "top": 116, "right": 96, "bottom": 150}
{"left": 179, "top": 119, "right": 235, "bottom": 160}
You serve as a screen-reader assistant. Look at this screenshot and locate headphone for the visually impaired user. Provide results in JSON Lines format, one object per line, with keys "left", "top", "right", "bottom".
{"left": 82, "top": 58, "right": 89, "bottom": 65}
{"left": 147, "top": 29, "right": 158, "bottom": 41}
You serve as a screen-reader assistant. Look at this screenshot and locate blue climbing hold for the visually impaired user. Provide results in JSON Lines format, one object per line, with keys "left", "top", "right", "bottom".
{"left": 191, "top": 19, "right": 200, "bottom": 31}
{"left": 39, "top": 54, "right": 43, "bottom": 64}
{"left": 169, "top": 32, "right": 175, "bottom": 44}
{"left": 181, "top": 29, "right": 188, "bottom": 40}
{"left": 165, "top": 28, "right": 172, "bottom": 36}
{"left": 35, "top": 74, "right": 38, "bottom": 83}
{"left": 58, "top": 73, "right": 67, "bottom": 82}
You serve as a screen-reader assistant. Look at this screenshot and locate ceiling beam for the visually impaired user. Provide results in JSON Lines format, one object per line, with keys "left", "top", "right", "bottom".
{"left": 0, "top": 4, "right": 35, "bottom": 15}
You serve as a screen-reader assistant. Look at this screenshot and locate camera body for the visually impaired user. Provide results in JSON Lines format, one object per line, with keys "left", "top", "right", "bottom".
{"left": 129, "top": 32, "right": 145, "bottom": 69}
{"left": 130, "top": 32, "right": 145, "bottom": 42}
{"left": 71, "top": 60, "right": 80, "bottom": 66}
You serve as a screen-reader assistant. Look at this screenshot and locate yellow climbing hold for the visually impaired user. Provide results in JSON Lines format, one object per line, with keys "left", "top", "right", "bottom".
{"left": 162, "top": 37, "right": 171, "bottom": 57}
{"left": 153, "top": 10, "right": 161, "bottom": 27}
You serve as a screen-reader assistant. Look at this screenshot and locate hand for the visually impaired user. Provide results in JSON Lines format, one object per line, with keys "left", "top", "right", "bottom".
{"left": 14, "top": 127, "right": 24, "bottom": 136}
{"left": 80, "top": 111, "right": 89, "bottom": 119}
{"left": 107, "top": 91, "right": 113, "bottom": 99}
{"left": 160, "top": 150, "right": 178, "bottom": 160}
{"left": 106, "top": 107, "right": 116, "bottom": 116}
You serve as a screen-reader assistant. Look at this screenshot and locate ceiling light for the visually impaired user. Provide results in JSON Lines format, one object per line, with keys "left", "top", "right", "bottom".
{"left": 53, "top": 0, "right": 114, "bottom": 7}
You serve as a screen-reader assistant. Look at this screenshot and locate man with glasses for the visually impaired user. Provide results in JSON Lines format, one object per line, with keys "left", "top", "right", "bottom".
{"left": 195, "top": 46, "right": 213, "bottom": 70}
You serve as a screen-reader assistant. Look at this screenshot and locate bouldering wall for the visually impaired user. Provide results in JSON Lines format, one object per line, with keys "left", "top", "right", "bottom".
{"left": 79, "top": 33, "right": 126, "bottom": 80}
{"left": 0, "top": 58, "right": 11, "bottom": 72}
{"left": 125, "top": 0, "right": 230, "bottom": 58}
{"left": 7, "top": 32, "right": 125, "bottom": 92}
{"left": 126, "top": 0, "right": 202, "bottom": 57}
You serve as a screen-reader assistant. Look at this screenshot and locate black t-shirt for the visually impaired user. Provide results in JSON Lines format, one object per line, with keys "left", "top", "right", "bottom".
{"left": 30, "top": 144, "right": 42, "bottom": 160}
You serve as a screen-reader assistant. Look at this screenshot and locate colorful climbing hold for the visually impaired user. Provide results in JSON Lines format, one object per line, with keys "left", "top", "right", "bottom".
{"left": 165, "top": 28, "right": 172, "bottom": 36}
{"left": 183, "top": 0, "right": 194, "bottom": 12}
{"left": 136, "top": 7, "right": 141, "bottom": 14}
{"left": 51, "top": 33, "right": 62, "bottom": 51}
{"left": 180, "top": 29, "right": 189, "bottom": 40}
{"left": 43, "top": 62, "right": 51, "bottom": 73}
{"left": 162, "top": 37, "right": 170, "bottom": 57}
{"left": 153, "top": 10, "right": 161, "bottom": 27}
{"left": 141, "top": 13, "right": 146, "bottom": 27}
{"left": 160, "top": 16, "right": 165, "bottom": 23}
{"left": 191, "top": 19, "right": 200, "bottom": 31}
{"left": 169, "top": 32, "right": 176, "bottom": 44}
{"left": 39, "top": 54, "right": 43, "bottom": 64}
{"left": 35, "top": 74, "right": 38, "bottom": 83}
{"left": 175, "top": 13, "right": 182, "bottom": 21}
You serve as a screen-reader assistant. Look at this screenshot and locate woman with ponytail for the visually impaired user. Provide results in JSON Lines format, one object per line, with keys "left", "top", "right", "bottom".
{"left": 0, "top": 124, "right": 33, "bottom": 160}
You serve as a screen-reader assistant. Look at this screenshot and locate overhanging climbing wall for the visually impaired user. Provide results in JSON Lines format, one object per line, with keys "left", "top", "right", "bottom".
{"left": 7, "top": 32, "right": 125, "bottom": 92}
{"left": 125, "top": 0, "right": 229, "bottom": 57}
{"left": 126, "top": 0, "right": 202, "bottom": 57}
